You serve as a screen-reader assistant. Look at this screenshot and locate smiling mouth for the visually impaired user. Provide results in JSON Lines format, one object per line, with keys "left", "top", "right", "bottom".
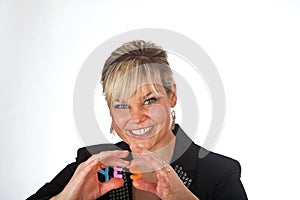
{"left": 129, "top": 126, "right": 154, "bottom": 137}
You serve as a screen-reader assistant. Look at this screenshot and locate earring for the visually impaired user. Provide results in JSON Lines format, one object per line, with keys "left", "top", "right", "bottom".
{"left": 110, "top": 123, "right": 114, "bottom": 134}
{"left": 171, "top": 110, "right": 176, "bottom": 130}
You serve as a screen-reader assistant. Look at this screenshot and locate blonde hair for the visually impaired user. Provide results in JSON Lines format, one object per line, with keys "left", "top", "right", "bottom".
{"left": 101, "top": 40, "right": 175, "bottom": 106}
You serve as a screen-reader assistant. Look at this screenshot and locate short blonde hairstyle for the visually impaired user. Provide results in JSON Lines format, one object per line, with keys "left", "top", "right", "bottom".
{"left": 101, "top": 40, "right": 175, "bottom": 106}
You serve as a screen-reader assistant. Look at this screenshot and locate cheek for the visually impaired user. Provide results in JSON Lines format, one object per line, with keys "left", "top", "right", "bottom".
{"left": 149, "top": 104, "right": 169, "bottom": 124}
{"left": 111, "top": 110, "right": 130, "bottom": 129}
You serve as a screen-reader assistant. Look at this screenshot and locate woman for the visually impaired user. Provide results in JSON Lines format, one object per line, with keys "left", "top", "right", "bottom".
{"left": 27, "top": 40, "right": 247, "bottom": 200}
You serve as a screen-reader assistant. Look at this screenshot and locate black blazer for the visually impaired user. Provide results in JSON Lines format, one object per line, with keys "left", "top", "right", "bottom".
{"left": 27, "top": 125, "right": 248, "bottom": 200}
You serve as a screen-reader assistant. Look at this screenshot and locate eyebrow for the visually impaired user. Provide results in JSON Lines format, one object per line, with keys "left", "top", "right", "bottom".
{"left": 113, "top": 99, "right": 123, "bottom": 103}
{"left": 143, "top": 92, "right": 152, "bottom": 99}
{"left": 112, "top": 92, "right": 153, "bottom": 103}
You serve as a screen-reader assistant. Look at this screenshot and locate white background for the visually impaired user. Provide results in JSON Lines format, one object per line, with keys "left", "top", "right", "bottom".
{"left": 1, "top": 0, "right": 300, "bottom": 199}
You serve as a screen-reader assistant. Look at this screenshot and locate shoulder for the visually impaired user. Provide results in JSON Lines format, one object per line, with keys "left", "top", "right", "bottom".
{"left": 198, "top": 145, "right": 241, "bottom": 175}
{"left": 191, "top": 143, "right": 241, "bottom": 182}
{"left": 176, "top": 142, "right": 247, "bottom": 198}
{"left": 172, "top": 125, "right": 242, "bottom": 186}
{"left": 187, "top": 143, "right": 246, "bottom": 197}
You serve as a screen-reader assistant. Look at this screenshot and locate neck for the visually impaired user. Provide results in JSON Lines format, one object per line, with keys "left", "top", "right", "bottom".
{"left": 150, "top": 131, "right": 176, "bottom": 165}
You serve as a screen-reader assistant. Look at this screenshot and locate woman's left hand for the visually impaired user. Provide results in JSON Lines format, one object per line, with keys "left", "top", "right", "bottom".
{"left": 130, "top": 145, "right": 199, "bottom": 200}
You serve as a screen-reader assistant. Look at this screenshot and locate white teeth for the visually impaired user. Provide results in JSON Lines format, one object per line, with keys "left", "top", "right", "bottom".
{"left": 131, "top": 126, "right": 151, "bottom": 136}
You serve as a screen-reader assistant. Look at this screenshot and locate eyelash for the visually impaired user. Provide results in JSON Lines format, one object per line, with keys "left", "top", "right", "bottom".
{"left": 114, "top": 104, "right": 129, "bottom": 109}
{"left": 144, "top": 97, "right": 158, "bottom": 105}
{"left": 113, "top": 97, "right": 158, "bottom": 109}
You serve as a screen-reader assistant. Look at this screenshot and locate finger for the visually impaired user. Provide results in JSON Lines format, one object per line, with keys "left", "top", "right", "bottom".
{"left": 132, "top": 179, "right": 157, "bottom": 194}
{"left": 80, "top": 158, "right": 103, "bottom": 174}
{"left": 111, "top": 150, "right": 130, "bottom": 158}
{"left": 157, "top": 171, "right": 170, "bottom": 188}
{"left": 156, "top": 172, "right": 172, "bottom": 199}
{"left": 127, "top": 157, "right": 146, "bottom": 168}
{"left": 94, "top": 150, "right": 130, "bottom": 168}
{"left": 130, "top": 150, "right": 165, "bottom": 173}
{"left": 130, "top": 145, "right": 153, "bottom": 170}
{"left": 70, "top": 158, "right": 103, "bottom": 185}
{"left": 106, "top": 158, "right": 130, "bottom": 168}
{"left": 89, "top": 158, "right": 103, "bottom": 172}
{"left": 80, "top": 155, "right": 107, "bottom": 170}
{"left": 94, "top": 150, "right": 129, "bottom": 160}
{"left": 140, "top": 151, "right": 165, "bottom": 170}
{"left": 84, "top": 155, "right": 100, "bottom": 167}
{"left": 100, "top": 178, "right": 124, "bottom": 195}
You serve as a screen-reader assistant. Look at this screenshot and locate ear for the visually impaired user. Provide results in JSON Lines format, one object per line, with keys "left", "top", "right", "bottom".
{"left": 169, "top": 84, "right": 177, "bottom": 108}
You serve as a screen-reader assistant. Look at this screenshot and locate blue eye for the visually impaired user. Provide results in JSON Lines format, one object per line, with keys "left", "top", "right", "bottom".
{"left": 144, "top": 97, "right": 158, "bottom": 105}
{"left": 114, "top": 104, "right": 129, "bottom": 109}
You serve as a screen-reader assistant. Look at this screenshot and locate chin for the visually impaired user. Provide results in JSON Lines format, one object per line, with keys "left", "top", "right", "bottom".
{"left": 127, "top": 138, "right": 155, "bottom": 150}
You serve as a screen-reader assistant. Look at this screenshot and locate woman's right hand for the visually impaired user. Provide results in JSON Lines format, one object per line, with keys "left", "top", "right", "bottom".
{"left": 51, "top": 150, "right": 130, "bottom": 200}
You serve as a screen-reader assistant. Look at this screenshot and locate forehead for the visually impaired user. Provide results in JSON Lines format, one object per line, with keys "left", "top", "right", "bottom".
{"left": 112, "top": 83, "right": 166, "bottom": 102}
{"left": 105, "top": 62, "right": 170, "bottom": 104}
{"left": 134, "top": 84, "right": 166, "bottom": 96}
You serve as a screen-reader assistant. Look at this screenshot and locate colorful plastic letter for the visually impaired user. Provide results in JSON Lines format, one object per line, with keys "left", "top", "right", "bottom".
{"left": 113, "top": 166, "right": 123, "bottom": 178}
{"left": 129, "top": 168, "right": 142, "bottom": 180}
{"left": 99, "top": 167, "right": 109, "bottom": 182}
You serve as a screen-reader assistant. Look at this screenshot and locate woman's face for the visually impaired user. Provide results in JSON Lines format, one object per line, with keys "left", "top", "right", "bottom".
{"left": 110, "top": 84, "right": 176, "bottom": 151}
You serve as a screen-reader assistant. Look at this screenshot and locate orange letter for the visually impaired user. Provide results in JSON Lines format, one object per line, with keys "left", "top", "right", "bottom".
{"left": 129, "top": 168, "right": 142, "bottom": 180}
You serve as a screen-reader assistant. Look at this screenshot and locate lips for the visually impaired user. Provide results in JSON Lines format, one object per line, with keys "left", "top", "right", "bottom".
{"left": 129, "top": 126, "right": 153, "bottom": 137}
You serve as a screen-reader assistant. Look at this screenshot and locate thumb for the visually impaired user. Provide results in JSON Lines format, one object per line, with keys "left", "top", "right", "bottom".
{"left": 100, "top": 178, "right": 125, "bottom": 195}
{"left": 132, "top": 179, "right": 156, "bottom": 194}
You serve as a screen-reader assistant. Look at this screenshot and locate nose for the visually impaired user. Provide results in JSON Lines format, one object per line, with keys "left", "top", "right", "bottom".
{"left": 129, "top": 107, "right": 147, "bottom": 124}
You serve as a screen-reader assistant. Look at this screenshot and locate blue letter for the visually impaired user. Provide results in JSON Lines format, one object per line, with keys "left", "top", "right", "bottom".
{"left": 99, "top": 167, "right": 109, "bottom": 182}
